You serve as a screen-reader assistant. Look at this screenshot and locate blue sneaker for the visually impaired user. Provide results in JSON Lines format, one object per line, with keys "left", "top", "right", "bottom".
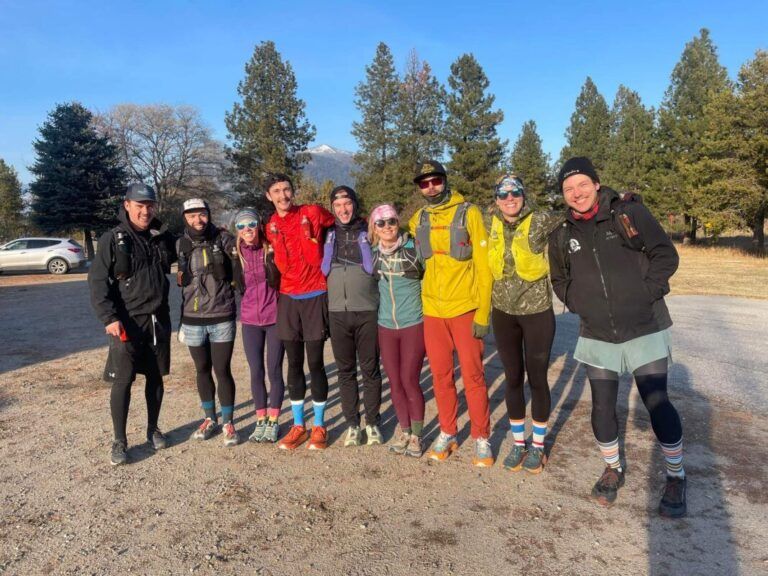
{"left": 503, "top": 444, "right": 527, "bottom": 471}
{"left": 522, "top": 446, "right": 546, "bottom": 474}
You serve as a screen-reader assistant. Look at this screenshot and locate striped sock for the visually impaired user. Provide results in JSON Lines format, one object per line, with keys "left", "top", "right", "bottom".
{"left": 267, "top": 407, "right": 280, "bottom": 422}
{"left": 509, "top": 419, "right": 526, "bottom": 446}
{"left": 313, "top": 401, "right": 327, "bottom": 427}
{"left": 255, "top": 408, "right": 267, "bottom": 420}
{"left": 531, "top": 420, "right": 547, "bottom": 450}
{"left": 597, "top": 438, "right": 622, "bottom": 472}
{"left": 221, "top": 405, "right": 234, "bottom": 424}
{"left": 201, "top": 400, "right": 216, "bottom": 421}
{"left": 291, "top": 401, "right": 305, "bottom": 427}
{"left": 660, "top": 439, "right": 685, "bottom": 478}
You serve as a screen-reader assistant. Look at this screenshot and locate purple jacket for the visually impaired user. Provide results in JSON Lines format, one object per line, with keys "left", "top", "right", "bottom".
{"left": 239, "top": 242, "right": 278, "bottom": 326}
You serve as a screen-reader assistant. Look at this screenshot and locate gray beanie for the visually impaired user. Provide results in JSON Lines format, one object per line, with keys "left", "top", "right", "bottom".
{"left": 233, "top": 208, "right": 260, "bottom": 227}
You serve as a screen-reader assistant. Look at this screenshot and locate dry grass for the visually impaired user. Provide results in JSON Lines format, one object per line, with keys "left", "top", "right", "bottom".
{"left": 671, "top": 243, "right": 768, "bottom": 299}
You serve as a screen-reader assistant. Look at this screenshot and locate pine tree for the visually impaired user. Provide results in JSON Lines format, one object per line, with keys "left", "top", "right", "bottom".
{"left": 444, "top": 53, "right": 506, "bottom": 204}
{"left": 508, "top": 120, "right": 550, "bottom": 205}
{"left": 352, "top": 42, "right": 402, "bottom": 207}
{"left": 0, "top": 159, "right": 24, "bottom": 241}
{"left": 560, "top": 77, "right": 611, "bottom": 171}
{"left": 225, "top": 41, "right": 315, "bottom": 208}
{"left": 603, "top": 86, "right": 656, "bottom": 196}
{"left": 657, "top": 28, "right": 731, "bottom": 243}
{"left": 29, "top": 103, "right": 125, "bottom": 258}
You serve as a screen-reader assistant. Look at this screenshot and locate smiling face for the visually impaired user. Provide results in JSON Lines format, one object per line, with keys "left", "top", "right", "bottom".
{"left": 562, "top": 173, "right": 600, "bottom": 213}
{"left": 332, "top": 197, "right": 355, "bottom": 224}
{"left": 184, "top": 209, "right": 209, "bottom": 232}
{"left": 495, "top": 191, "right": 525, "bottom": 221}
{"left": 375, "top": 218, "right": 399, "bottom": 244}
{"left": 236, "top": 220, "right": 259, "bottom": 245}
{"left": 123, "top": 200, "right": 156, "bottom": 231}
{"left": 265, "top": 181, "right": 295, "bottom": 216}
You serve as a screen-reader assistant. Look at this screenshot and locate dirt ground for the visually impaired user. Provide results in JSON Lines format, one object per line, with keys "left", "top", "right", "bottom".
{"left": 1, "top": 271, "right": 767, "bottom": 576}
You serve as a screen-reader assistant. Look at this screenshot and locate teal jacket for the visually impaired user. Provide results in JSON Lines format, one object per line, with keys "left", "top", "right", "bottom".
{"left": 372, "top": 235, "right": 424, "bottom": 330}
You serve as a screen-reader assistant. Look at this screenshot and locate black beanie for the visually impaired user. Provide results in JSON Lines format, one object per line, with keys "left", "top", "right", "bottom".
{"left": 330, "top": 185, "right": 358, "bottom": 207}
{"left": 558, "top": 157, "right": 600, "bottom": 192}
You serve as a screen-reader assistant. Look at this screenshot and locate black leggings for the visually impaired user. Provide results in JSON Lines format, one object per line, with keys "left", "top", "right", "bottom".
{"left": 492, "top": 307, "right": 555, "bottom": 422}
{"left": 587, "top": 358, "right": 682, "bottom": 444}
{"left": 283, "top": 340, "right": 328, "bottom": 403}
{"left": 188, "top": 341, "right": 236, "bottom": 410}
{"left": 111, "top": 366, "right": 163, "bottom": 442}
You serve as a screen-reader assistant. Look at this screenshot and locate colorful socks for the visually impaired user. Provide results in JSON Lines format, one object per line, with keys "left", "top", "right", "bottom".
{"left": 532, "top": 420, "right": 547, "bottom": 450}
{"left": 221, "top": 405, "right": 234, "bottom": 425}
{"left": 598, "top": 438, "right": 622, "bottom": 472}
{"left": 291, "top": 401, "right": 305, "bottom": 427}
{"left": 313, "top": 401, "right": 327, "bottom": 427}
{"left": 660, "top": 439, "right": 685, "bottom": 478}
{"left": 509, "top": 419, "right": 526, "bottom": 446}
{"left": 202, "top": 400, "right": 216, "bottom": 422}
{"left": 411, "top": 420, "right": 423, "bottom": 437}
{"left": 255, "top": 408, "right": 267, "bottom": 420}
{"left": 267, "top": 407, "right": 280, "bottom": 421}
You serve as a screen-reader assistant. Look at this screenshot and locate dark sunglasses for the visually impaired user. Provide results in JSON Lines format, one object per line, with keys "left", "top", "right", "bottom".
{"left": 417, "top": 176, "right": 444, "bottom": 190}
{"left": 374, "top": 218, "right": 398, "bottom": 228}
{"left": 495, "top": 189, "right": 524, "bottom": 200}
{"left": 236, "top": 221, "right": 259, "bottom": 231}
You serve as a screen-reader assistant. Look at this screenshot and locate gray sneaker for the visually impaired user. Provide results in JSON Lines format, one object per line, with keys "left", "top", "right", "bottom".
{"left": 344, "top": 426, "right": 362, "bottom": 447}
{"left": 365, "top": 424, "right": 383, "bottom": 446}
{"left": 389, "top": 430, "right": 411, "bottom": 455}
{"left": 223, "top": 422, "right": 240, "bottom": 447}
{"left": 249, "top": 419, "right": 267, "bottom": 443}
{"left": 111, "top": 440, "right": 128, "bottom": 466}
{"left": 405, "top": 435, "right": 424, "bottom": 458}
{"left": 261, "top": 420, "right": 279, "bottom": 443}
{"left": 192, "top": 418, "right": 219, "bottom": 441}
{"left": 147, "top": 428, "right": 167, "bottom": 451}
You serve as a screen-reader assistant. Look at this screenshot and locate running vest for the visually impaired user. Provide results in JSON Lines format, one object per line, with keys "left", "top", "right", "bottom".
{"left": 489, "top": 213, "right": 549, "bottom": 282}
{"left": 176, "top": 233, "right": 233, "bottom": 286}
{"left": 414, "top": 202, "right": 472, "bottom": 261}
{"left": 321, "top": 228, "right": 374, "bottom": 276}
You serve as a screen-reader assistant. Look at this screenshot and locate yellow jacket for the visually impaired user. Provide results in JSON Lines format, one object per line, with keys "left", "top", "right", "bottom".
{"left": 408, "top": 191, "right": 492, "bottom": 325}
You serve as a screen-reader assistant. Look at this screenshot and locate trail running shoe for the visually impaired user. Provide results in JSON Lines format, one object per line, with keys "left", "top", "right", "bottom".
{"left": 249, "top": 419, "right": 267, "bottom": 443}
{"left": 365, "top": 424, "right": 383, "bottom": 446}
{"left": 388, "top": 430, "right": 411, "bottom": 455}
{"left": 308, "top": 426, "right": 327, "bottom": 450}
{"left": 472, "top": 437, "right": 495, "bottom": 467}
{"left": 261, "top": 420, "right": 279, "bottom": 444}
{"left": 223, "top": 422, "right": 240, "bottom": 447}
{"left": 522, "top": 446, "right": 546, "bottom": 474}
{"left": 278, "top": 425, "right": 309, "bottom": 450}
{"left": 591, "top": 466, "right": 626, "bottom": 507}
{"left": 147, "top": 428, "right": 168, "bottom": 451}
{"left": 658, "top": 476, "right": 687, "bottom": 518}
{"left": 503, "top": 444, "right": 527, "bottom": 471}
{"left": 111, "top": 440, "right": 128, "bottom": 466}
{"left": 428, "top": 432, "right": 458, "bottom": 461}
{"left": 192, "top": 418, "right": 219, "bottom": 441}
{"left": 405, "top": 435, "right": 423, "bottom": 458}
{"left": 344, "top": 426, "right": 362, "bottom": 447}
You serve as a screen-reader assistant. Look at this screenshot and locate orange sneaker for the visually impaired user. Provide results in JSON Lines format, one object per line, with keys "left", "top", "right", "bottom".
{"left": 307, "top": 426, "right": 327, "bottom": 450}
{"left": 278, "top": 425, "right": 308, "bottom": 450}
{"left": 428, "top": 432, "right": 458, "bottom": 461}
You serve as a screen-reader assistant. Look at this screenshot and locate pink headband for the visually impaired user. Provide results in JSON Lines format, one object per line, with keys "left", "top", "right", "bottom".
{"left": 370, "top": 204, "right": 399, "bottom": 223}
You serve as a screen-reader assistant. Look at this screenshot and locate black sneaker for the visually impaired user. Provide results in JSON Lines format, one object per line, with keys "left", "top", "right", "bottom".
{"left": 591, "top": 466, "right": 625, "bottom": 507}
{"left": 659, "top": 476, "right": 687, "bottom": 518}
{"left": 148, "top": 428, "right": 168, "bottom": 451}
{"left": 111, "top": 440, "right": 128, "bottom": 466}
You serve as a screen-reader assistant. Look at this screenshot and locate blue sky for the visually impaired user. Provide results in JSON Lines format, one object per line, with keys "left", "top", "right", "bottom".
{"left": 1, "top": 0, "right": 766, "bottom": 185}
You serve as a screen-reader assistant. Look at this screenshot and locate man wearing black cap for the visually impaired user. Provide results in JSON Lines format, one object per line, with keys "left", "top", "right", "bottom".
{"left": 321, "top": 185, "right": 382, "bottom": 447}
{"left": 548, "top": 156, "right": 686, "bottom": 517}
{"left": 89, "top": 183, "right": 177, "bottom": 466}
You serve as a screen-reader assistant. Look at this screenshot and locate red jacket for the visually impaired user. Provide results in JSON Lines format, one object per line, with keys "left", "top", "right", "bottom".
{"left": 265, "top": 204, "right": 335, "bottom": 296}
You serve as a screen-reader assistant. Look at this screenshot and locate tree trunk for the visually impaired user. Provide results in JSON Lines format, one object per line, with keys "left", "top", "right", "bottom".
{"left": 682, "top": 214, "right": 698, "bottom": 245}
{"left": 83, "top": 227, "right": 95, "bottom": 260}
{"left": 752, "top": 207, "right": 765, "bottom": 250}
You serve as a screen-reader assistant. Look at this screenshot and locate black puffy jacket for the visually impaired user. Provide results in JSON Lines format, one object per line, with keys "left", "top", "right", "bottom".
{"left": 547, "top": 188, "right": 678, "bottom": 343}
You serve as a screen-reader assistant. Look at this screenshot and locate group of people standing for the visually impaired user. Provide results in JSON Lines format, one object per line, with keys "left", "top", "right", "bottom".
{"left": 88, "top": 156, "right": 687, "bottom": 518}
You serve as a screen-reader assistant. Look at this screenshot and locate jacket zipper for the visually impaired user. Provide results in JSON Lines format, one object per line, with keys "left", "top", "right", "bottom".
{"left": 387, "top": 255, "right": 399, "bottom": 329}
{"left": 592, "top": 228, "right": 618, "bottom": 339}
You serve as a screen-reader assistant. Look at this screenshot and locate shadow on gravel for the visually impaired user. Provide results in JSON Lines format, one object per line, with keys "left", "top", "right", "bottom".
{"left": 644, "top": 362, "right": 738, "bottom": 576}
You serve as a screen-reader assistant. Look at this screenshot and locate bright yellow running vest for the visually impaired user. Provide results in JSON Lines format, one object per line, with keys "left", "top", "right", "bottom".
{"left": 489, "top": 213, "right": 549, "bottom": 282}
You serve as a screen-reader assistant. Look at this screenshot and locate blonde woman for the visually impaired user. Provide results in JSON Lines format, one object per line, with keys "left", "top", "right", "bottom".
{"left": 369, "top": 204, "right": 426, "bottom": 457}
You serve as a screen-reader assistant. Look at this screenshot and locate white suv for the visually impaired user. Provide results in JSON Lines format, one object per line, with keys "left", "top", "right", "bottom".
{"left": 0, "top": 237, "right": 87, "bottom": 275}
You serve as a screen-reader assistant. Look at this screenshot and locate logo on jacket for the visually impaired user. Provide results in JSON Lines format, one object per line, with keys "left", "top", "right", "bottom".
{"left": 568, "top": 238, "right": 581, "bottom": 254}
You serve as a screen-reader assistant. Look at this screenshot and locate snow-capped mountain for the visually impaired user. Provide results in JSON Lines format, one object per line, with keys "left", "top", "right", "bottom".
{"left": 303, "top": 144, "right": 358, "bottom": 186}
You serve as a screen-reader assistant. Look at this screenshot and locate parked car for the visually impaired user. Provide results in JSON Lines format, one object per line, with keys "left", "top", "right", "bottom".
{"left": 0, "top": 238, "right": 87, "bottom": 275}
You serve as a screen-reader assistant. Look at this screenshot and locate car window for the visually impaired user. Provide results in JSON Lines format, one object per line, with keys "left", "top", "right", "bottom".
{"left": 27, "top": 240, "right": 52, "bottom": 249}
{"left": 3, "top": 240, "right": 27, "bottom": 250}
{"left": 68, "top": 239, "right": 83, "bottom": 247}
{"left": 44, "top": 240, "right": 62, "bottom": 247}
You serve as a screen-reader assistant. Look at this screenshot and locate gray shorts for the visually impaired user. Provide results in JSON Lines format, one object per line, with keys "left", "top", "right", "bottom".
{"left": 574, "top": 329, "right": 672, "bottom": 374}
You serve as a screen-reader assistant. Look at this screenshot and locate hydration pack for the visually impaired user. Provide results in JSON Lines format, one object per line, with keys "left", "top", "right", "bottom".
{"left": 414, "top": 202, "right": 472, "bottom": 261}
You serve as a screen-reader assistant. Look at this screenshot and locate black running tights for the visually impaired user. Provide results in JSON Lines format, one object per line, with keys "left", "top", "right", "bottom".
{"left": 283, "top": 340, "right": 328, "bottom": 403}
{"left": 188, "top": 340, "right": 236, "bottom": 409}
{"left": 111, "top": 365, "right": 163, "bottom": 442}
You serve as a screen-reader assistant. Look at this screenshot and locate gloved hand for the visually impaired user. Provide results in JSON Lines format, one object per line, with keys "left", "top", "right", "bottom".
{"left": 472, "top": 322, "right": 490, "bottom": 339}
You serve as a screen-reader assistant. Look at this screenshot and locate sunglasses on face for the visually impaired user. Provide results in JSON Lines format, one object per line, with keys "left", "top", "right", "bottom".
{"left": 495, "top": 188, "right": 524, "bottom": 200}
{"left": 374, "top": 218, "right": 398, "bottom": 228}
{"left": 236, "top": 221, "right": 258, "bottom": 231}
{"left": 417, "top": 176, "right": 444, "bottom": 190}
